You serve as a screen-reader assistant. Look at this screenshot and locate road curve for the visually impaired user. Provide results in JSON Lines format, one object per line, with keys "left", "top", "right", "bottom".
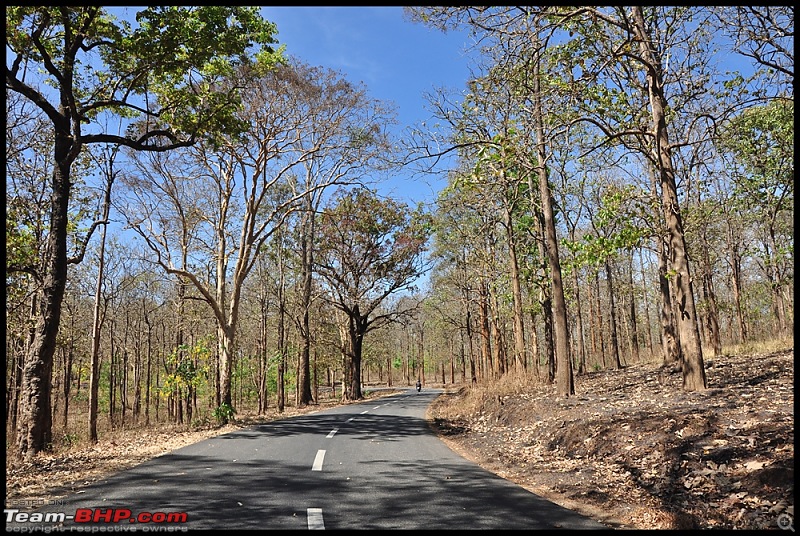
{"left": 5, "top": 389, "right": 610, "bottom": 530}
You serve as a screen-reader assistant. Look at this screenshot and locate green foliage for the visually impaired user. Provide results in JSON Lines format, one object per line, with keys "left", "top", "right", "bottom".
{"left": 5, "top": 202, "right": 38, "bottom": 273}
{"left": 562, "top": 184, "right": 648, "bottom": 269}
{"left": 59, "top": 432, "right": 80, "bottom": 448}
{"left": 719, "top": 100, "right": 793, "bottom": 207}
{"left": 233, "top": 350, "right": 295, "bottom": 405}
{"left": 6, "top": 6, "right": 284, "bottom": 146}
{"left": 159, "top": 337, "right": 213, "bottom": 400}
{"left": 212, "top": 403, "right": 236, "bottom": 424}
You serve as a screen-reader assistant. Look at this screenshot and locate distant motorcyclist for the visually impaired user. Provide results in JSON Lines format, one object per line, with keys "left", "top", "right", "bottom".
{"left": 416, "top": 379, "right": 421, "bottom": 392}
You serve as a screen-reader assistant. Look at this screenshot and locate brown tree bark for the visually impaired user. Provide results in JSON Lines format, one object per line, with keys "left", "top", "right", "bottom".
{"left": 478, "top": 281, "right": 492, "bottom": 381}
{"left": 632, "top": 6, "right": 706, "bottom": 390}
{"left": 503, "top": 204, "right": 528, "bottom": 374}
{"left": 626, "top": 255, "right": 641, "bottom": 363}
{"left": 296, "top": 205, "right": 316, "bottom": 406}
{"left": 489, "top": 285, "right": 506, "bottom": 378}
{"left": 593, "top": 269, "right": 607, "bottom": 370}
{"left": 604, "top": 258, "right": 623, "bottom": 369}
{"left": 639, "top": 251, "right": 655, "bottom": 357}
{"left": 530, "top": 30, "right": 574, "bottom": 395}
{"left": 699, "top": 244, "right": 723, "bottom": 357}
{"left": 572, "top": 265, "right": 588, "bottom": 375}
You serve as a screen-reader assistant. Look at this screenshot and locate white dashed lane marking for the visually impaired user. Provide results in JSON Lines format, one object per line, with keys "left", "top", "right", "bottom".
{"left": 312, "top": 450, "right": 325, "bottom": 471}
{"left": 307, "top": 508, "right": 325, "bottom": 529}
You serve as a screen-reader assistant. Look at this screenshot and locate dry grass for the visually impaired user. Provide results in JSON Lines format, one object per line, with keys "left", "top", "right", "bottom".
{"left": 429, "top": 343, "right": 794, "bottom": 530}
{"left": 720, "top": 334, "right": 794, "bottom": 358}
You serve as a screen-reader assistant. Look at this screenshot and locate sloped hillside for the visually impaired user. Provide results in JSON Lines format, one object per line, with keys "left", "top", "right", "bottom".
{"left": 428, "top": 348, "right": 794, "bottom": 530}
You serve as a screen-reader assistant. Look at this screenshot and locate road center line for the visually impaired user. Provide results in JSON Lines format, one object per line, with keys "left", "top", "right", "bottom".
{"left": 307, "top": 508, "right": 325, "bottom": 530}
{"left": 312, "top": 450, "right": 325, "bottom": 471}
{"left": 360, "top": 410, "right": 369, "bottom": 414}
{"left": 326, "top": 428, "right": 338, "bottom": 438}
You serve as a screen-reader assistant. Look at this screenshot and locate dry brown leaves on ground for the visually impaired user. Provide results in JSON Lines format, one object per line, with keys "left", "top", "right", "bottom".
{"left": 429, "top": 349, "right": 794, "bottom": 530}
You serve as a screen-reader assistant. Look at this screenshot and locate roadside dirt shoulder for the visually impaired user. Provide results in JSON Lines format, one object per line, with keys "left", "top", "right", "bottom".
{"left": 427, "top": 350, "right": 794, "bottom": 530}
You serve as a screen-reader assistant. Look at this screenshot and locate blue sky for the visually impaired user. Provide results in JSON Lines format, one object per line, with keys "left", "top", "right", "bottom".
{"left": 260, "top": 6, "right": 476, "bottom": 206}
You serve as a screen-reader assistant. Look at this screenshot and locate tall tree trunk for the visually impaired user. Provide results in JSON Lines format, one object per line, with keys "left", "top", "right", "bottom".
{"left": 17, "top": 147, "right": 72, "bottom": 459}
{"left": 632, "top": 6, "right": 706, "bottom": 391}
{"left": 572, "top": 265, "right": 587, "bottom": 375}
{"left": 527, "top": 309, "right": 541, "bottom": 378}
{"left": 604, "top": 259, "right": 622, "bottom": 369}
{"left": 489, "top": 285, "right": 505, "bottom": 378}
{"left": 345, "top": 312, "right": 366, "bottom": 400}
{"left": 727, "top": 230, "right": 748, "bottom": 343}
{"left": 217, "top": 324, "right": 235, "bottom": 412}
{"left": 530, "top": 29, "right": 573, "bottom": 395}
{"left": 639, "top": 250, "right": 655, "bottom": 357}
{"left": 626, "top": 254, "right": 641, "bottom": 363}
{"left": 649, "top": 165, "right": 682, "bottom": 369}
{"left": 88, "top": 240, "right": 105, "bottom": 442}
{"left": 699, "top": 238, "right": 722, "bottom": 357}
{"left": 88, "top": 172, "right": 113, "bottom": 442}
{"left": 277, "top": 247, "right": 287, "bottom": 413}
{"left": 593, "top": 270, "right": 607, "bottom": 369}
{"left": 478, "top": 281, "right": 492, "bottom": 382}
{"left": 586, "top": 270, "right": 598, "bottom": 364}
{"left": 297, "top": 206, "right": 315, "bottom": 406}
{"left": 542, "top": 291, "right": 555, "bottom": 383}
{"left": 764, "top": 226, "right": 788, "bottom": 336}
{"left": 465, "top": 303, "right": 477, "bottom": 385}
{"left": 503, "top": 206, "right": 527, "bottom": 373}
{"left": 109, "top": 321, "right": 117, "bottom": 426}
{"left": 257, "top": 286, "right": 269, "bottom": 414}
{"left": 61, "top": 331, "right": 73, "bottom": 431}
{"left": 656, "top": 234, "right": 682, "bottom": 369}
{"left": 144, "top": 305, "right": 152, "bottom": 426}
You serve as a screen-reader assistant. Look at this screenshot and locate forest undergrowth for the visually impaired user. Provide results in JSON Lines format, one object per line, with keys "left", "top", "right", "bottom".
{"left": 5, "top": 341, "right": 794, "bottom": 530}
{"left": 429, "top": 340, "right": 794, "bottom": 530}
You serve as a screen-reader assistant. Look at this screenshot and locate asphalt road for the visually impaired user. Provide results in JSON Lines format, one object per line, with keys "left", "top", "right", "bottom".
{"left": 5, "top": 388, "right": 610, "bottom": 530}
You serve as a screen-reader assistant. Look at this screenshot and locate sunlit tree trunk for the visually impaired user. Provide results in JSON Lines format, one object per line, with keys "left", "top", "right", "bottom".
{"left": 604, "top": 258, "right": 622, "bottom": 369}
{"left": 503, "top": 205, "right": 527, "bottom": 374}
{"left": 489, "top": 286, "right": 505, "bottom": 378}
{"left": 88, "top": 173, "right": 113, "bottom": 443}
{"left": 297, "top": 204, "right": 315, "bottom": 406}
{"left": 632, "top": 6, "right": 706, "bottom": 390}
{"left": 572, "top": 265, "right": 588, "bottom": 375}
{"left": 639, "top": 251, "right": 655, "bottom": 357}
{"left": 478, "top": 281, "right": 492, "bottom": 382}
{"left": 530, "top": 29, "right": 573, "bottom": 395}
{"left": 626, "top": 254, "right": 641, "bottom": 363}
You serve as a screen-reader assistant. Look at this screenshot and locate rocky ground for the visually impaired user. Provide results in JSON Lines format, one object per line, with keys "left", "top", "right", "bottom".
{"left": 5, "top": 348, "right": 794, "bottom": 530}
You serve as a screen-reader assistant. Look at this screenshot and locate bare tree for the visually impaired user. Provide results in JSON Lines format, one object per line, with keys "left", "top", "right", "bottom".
{"left": 315, "top": 188, "right": 431, "bottom": 400}
{"left": 120, "top": 61, "right": 396, "bottom": 416}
